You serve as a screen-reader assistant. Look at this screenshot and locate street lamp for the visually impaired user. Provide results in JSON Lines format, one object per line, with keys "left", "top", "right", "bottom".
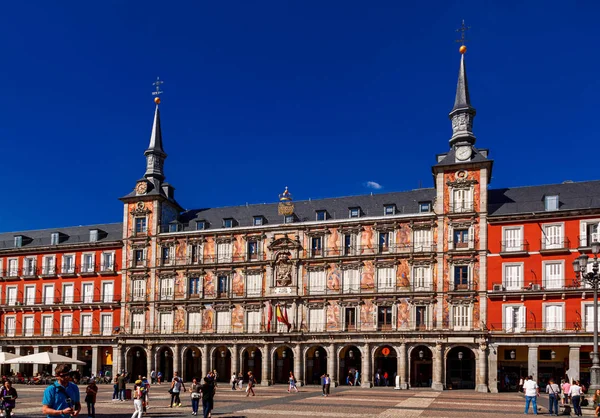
{"left": 136, "top": 350, "right": 141, "bottom": 358}
{"left": 419, "top": 350, "right": 424, "bottom": 360}
{"left": 510, "top": 350, "right": 516, "bottom": 360}
{"left": 551, "top": 350, "right": 556, "bottom": 360}
{"left": 458, "top": 351, "right": 464, "bottom": 390}
{"left": 191, "top": 350, "right": 196, "bottom": 358}
{"left": 315, "top": 351, "right": 320, "bottom": 358}
{"left": 349, "top": 350, "right": 354, "bottom": 359}
{"left": 573, "top": 241, "right": 600, "bottom": 391}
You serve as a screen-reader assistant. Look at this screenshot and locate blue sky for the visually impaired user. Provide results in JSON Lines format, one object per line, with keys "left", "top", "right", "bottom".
{"left": 0, "top": 1, "right": 598, "bottom": 232}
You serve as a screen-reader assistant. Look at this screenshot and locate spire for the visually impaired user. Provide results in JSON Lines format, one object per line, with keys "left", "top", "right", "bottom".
{"left": 448, "top": 38, "right": 476, "bottom": 147}
{"left": 144, "top": 77, "right": 167, "bottom": 183}
{"left": 146, "top": 105, "right": 165, "bottom": 156}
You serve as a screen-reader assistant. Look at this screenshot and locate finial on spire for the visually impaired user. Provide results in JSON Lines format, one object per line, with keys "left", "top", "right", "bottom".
{"left": 455, "top": 20, "right": 470, "bottom": 54}
{"left": 152, "top": 77, "right": 164, "bottom": 105}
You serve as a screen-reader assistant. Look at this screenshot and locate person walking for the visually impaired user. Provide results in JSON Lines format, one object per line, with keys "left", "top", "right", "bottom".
{"left": 523, "top": 375, "right": 539, "bottom": 415}
{"left": 200, "top": 377, "right": 215, "bottom": 418}
{"left": 157, "top": 371, "right": 163, "bottom": 385}
{"left": 246, "top": 371, "right": 256, "bottom": 397}
{"left": 117, "top": 372, "right": 127, "bottom": 401}
{"left": 85, "top": 378, "right": 98, "bottom": 418}
{"left": 518, "top": 376, "right": 524, "bottom": 393}
{"left": 321, "top": 374, "right": 327, "bottom": 396}
{"left": 561, "top": 379, "right": 571, "bottom": 405}
{"left": 231, "top": 373, "right": 237, "bottom": 390}
{"left": 170, "top": 371, "right": 186, "bottom": 408}
{"left": 546, "top": 378, "right": 560, "bottom": 416}
{"left": 0, "top": 380, "right": 18, "bottom": 417}
{"left": 324, "top": 374, "right": 331, "bottom": 397}
{"left": 569, "top": 380, "right": 584, "bottom": 417}
{"left": 112, "top": 375, "right": 119, "bottom": 401}
{"left": 593, "top": 388, "right": 600, "bottom": 417}
{"left": 189, "top": 377, "right": 202, "bottom": 416}
{"left": 288, "top": 372, "right": 299, "bottom": 393}
{"left": 150, "top": 370, "right": 156, "bottom": 385}
{"left": 355, "top": 370, "right": 360, "bottom": 386}
{"left": 237, "top": 372, "right": 243, "bottom": 390}
{"left": 41, "top": 363, "right": 81, "bottom": 418}
{"left": 131, "top": 380, "right": 144, "bottom": 418}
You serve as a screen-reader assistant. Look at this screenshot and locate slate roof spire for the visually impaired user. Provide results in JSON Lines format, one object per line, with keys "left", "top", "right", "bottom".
{"left": 144, "top": 78, "right": 167, "bottom": 183}
{"left": 448, "top": 43, "right": 476, "bottom": 147}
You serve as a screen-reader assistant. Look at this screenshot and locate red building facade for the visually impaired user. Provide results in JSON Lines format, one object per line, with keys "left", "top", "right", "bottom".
{"left": 0, "top": 224, "right": 122, "bottom": 378}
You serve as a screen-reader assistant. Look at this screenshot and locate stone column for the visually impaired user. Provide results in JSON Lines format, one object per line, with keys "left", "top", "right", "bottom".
{"left": 488, "top": 344, "right": 498, "bottom": 393}
{"left": 13, "top": 346, "right": 21, "bottom": 374}
{"left": 399, "top": 343, "right": 408, "bottom": 389}
{"left": 33, "top": 346, "right": 41, "bottom": 374}
{"left": 361, "top": 343, "right": 372, "bottom": 387}
{"left": 293, "top": 344, "right": 303, "bottom": 386}
{"left": 475, "top": 342, "right": 488, "bottom": 392}
{"left": 114, "top": 345, "right": 122, "bottom": 377}
{"left": 52, "top": 345, "right": 59, "bottom": 375}
{"left": 528, "top": 345, "right": 538, "bottom": 381}
{"left": 328, "top": 343, "right": 337, "bottom": 386}
{"left": 91, "top": 345, "right": 99, "bottom": 378}
{"left": 173, "top": 344, "right": 181, "bottom": 376}
{"left": 71, "top": 346, "right": 79, "bottom": 372}
{"left": 569, "top": 345, "right": 581, "bottom": 383}
{"left": 201, "top": 345, "right": 209, "bottom": 378}
{"left": 231, "top": 344, "right": 239, "bottom": 380}
{"left": 261, "top": 344, "right": 271, "bottom": 385}
{"left": 146, "top": 344, "right": 153, "bottom": 379}
{"left": 431, "top": 342, "right": 444, "bottom": 391}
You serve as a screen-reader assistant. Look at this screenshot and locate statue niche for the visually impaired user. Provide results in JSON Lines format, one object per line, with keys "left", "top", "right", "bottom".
{"left": 275, "top": 251, "right": 293, "bottom": 287}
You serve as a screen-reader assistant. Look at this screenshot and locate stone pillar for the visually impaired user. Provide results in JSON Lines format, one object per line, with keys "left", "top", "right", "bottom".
{"left": 231, "top": 344, "right": 239, "bottom": 380}
{"left": 488, "top": 344, "right": 498, "bottom": 393}
{"left": 91, "top": 346, "right": 99, "bottom": 378}
{"left": 361, "top": 343, "right": 372, "bottom": 387}
{"left": 328, "top": 343, "right": 337, "bottom": 386}
{"left": 293, "top": 344, "right": 303, "bottom": 386}
{"left": 173, "top": 344, "right": 181, "bottom": 376}
{"left": 146, "top": 344, "right": 153, "bottom": 380}
{"left": 71, "top": 346, "right": 79, "bottom": 372}
{"left": 399, "top": 343, "right": 408, "bottom": 389}
{"left": 431, "top": 342, "right": 444, "bottom": 391}
{"left": 12, "top": 346, "right": 21, "bottom": 374}
{"left": 201, "top": 345, "right": 209, "bottom": 378}
{"left": 569, "top": 345, "right": 581, "bottom": 383}
{"left": 52, "top": 345, "right": 59, "bottom": 375}
{"left": 33, "top": 346, "right": 41, "bottom": 374}
{"left": 475, "top": 342, "right": 488, "bottom": 392}
{"left": 528, "top": 345, "right": 538, "bottom": 381}
{"left": 261, "top": 344, "right": 271, "bottom": 385}
{"left": 114, "top": 345, "right": 122, "bottom": 377}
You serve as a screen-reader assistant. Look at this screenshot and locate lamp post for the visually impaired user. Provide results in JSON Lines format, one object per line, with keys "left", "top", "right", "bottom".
{"left": 458, "top": 351, "right": 464, "bottom": 390}
{"left": 573, "top": 241, "right": 600, "bottom": 391}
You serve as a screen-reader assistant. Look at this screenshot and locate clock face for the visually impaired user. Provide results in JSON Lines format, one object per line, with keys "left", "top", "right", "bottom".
{"left": 136, "top": 182, "right": 148, "bottom": 195}
{"left": 455, "top": 146, "right": 472, "bottom": 161}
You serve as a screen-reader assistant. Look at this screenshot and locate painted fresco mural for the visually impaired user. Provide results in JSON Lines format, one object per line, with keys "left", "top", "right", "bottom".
{"left": 360, "top": 225, "right": 375, "bottom": 254}
{"left": 360, "top": 300, "right": 376, "bottom": 331}
{"left": 233, "top": 235, "right": 244, "bottom": 262}
{"left": 396, "top": 261, "right": 410, "bottom": 288}
{"left": 328, "top": 228, "right": 340, "bottom": 256}
{"left": 231, "top": 305, "right": 244, "bottom": 332}
{"left": 174, "top": 307, "right": 185, "bottom": 333}
{"left": 396, "top": 223, "right": 411, "bottom": 249}
{"left": 203, "top": 238, "right": 215, "bottom": 263}
{"left": 232, "top": 269, "right": 244, "bottom": 296}
{"left": 397, "top": 298, "right": 410, "bottom": 330}
{"left": 204, "top": 272, "right": 216, "bottom": 298}
{"left": 326, "top": 301, "right": 340, "bottom": 331}
{"left": 361, "top": 260, "right": 375, "bottom": 292}
{"left": 202, "top": 305, "right": 214, "bottom": 332}
{"left": 327, "top": 264, "right": 341, "bottom": 293}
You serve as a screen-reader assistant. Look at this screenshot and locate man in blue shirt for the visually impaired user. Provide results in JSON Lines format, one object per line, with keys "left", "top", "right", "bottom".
{"left": 41, "top": 364, "right": 81, "bottom": 417}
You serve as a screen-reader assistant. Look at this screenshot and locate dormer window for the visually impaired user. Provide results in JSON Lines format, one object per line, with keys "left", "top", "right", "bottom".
{"left": 50, "top": 233, "right": 59, "bottom": 245}
{"left": 284, "top": 214, "right": 295, "bottom": 224}
{"left": 419, "top": 202, "right": 432, "bottom": 213}
{"left": 223, "top": 218, "right": 234, "bottom": 228}
{"left": 168, "top": 221, "right": 182, "bottom": 233}
{"left": 316, "top": 210, "right": 328, "bottom": 221}
{"left": 196, "top": 221, "right": 206, "bottom": 230}
{"left": 253, "top": 216, "right": 264, "bottom": 226}
{"left": 545, "top": 195, "right": 559, "bottom": 211}
{"left": 349, "top": 207, "right": 361, "bottom": 218}
{"left": 14, "top": 236, "right": 22, "bottom": 248}
{"left": 384, "top": 204, "right": 396, "bottom": 216}
{"left": 89, "top": 230, "right": 99, "bottom": 242}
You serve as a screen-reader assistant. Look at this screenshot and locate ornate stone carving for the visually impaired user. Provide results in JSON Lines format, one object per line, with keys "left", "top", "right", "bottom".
{"left": 158, "top": 272, "right": 176, "bottom": 280}
{"left": 373, "top": 260, "right": 397, "bottom": 268}
{"left": 187, "top": 305, "right": 204, "bottom": 313}
{"left": 451, "top": 113, "right": 473, "bottom": 135}
{"left": 130, "top": 307, "right": 145, "bottom": 314}
{"left": 157, "top": 306, "right": 174, "bottom": 313}
{"left": 339, "top": 262, "right": 362, "bottom": 271}
{"left": 268, "top": 235, "right": 302, "bottom": 252}
{"left": 214, "top": 304, "right": 232, "bottom": 312}
{"left": 305, "top": 263, "right": 328, "bottom": 272}
{"left": 275, "top": 251, "right": 293, "bottom": 287}
{"left": 130, "top": 201, "right": 152, "bottom": 216}
{"left": 245, "top": 304, "right": 262, "bottom": 312}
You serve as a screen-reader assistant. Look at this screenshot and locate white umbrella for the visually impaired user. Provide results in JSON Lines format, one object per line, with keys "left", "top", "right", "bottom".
{"left": 0, "top": 352, "right": 18, "bottom": 364}
{"left": 4, "top": 351, "right": 85, "bottom": 365}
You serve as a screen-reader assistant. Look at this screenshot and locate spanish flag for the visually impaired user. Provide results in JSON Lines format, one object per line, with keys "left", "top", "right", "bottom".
{"left": 276, "top": 304, "right": 292, "bottom": 332}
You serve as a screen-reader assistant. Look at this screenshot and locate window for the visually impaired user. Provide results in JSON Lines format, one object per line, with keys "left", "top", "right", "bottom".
{"left": 133, "top": 279, "right": 145, "bottom": 301}
{"left": 413, "top": 229, "right": 432, "bottom": 252}
{"left": 61, "top": 315, "right": 73, "bottom": 336}
{"left": 503, "top": 227, "right": 524, "bottom": 252}
{"left": 376, "top": 267, "right": 395, "bottom": 292}
{"left": 101, "top": 313, "right": 113, "bottom": 336}
{"left": 545, "top": 195, "right": 559, "bottom": 211}
{"left": 14, "top": 236, "right": 22, "bottom": 248}
{"left": 344, "top": 307, "right": 357, "bottom": 331}
{"left": 188, "top": 312, "right": 201, "bottom": 334}
{"left": 223, "top": 218, "right": 233, "bottom": 228}
{"left": 82, "top": 283, "right": 94, "bottom": 303}
{"left": 189, "top": 277, "right": 201, "bottom": 297}
{"left": 384, "top": 205, "right": 396, "bottom": 216}
{"left": 253, "top": 216, "right": 264, "bottom": 226}
{"left": 50, "top": 233, "right": 59, "bottom": 245}
{"left": 23, "top": 257, "right": 36, "bottom": 276}
{"left": 134, "top": 249, "right": 145, "bottom": 267}
{"left": 246, "top": 273, "right": 262, "bottom": 297}
{"left": 42, "top": 256, "right": 55, "bottom": 275}
{"left": 63, "top": 284, "right": 74, "bottom": 304}
{"left": 419, "top": 202, "right": 432, "bottom": 213}
{"left": 379, "top": 232, "right": 391, "bottom": 253}
{"left": 161, "top": 246, "right": 171, "bottom": 264}
{"left": 133, "top": 313, "right": 145, "bottom": 335}
{"left": 81, "top": 314, "right": 92, "bottom": 336}
{"left": 413, "top": 266, "right": 432, "bottom": 291}
{"left": 308, "top": 270, "right": 326, "bottom": 294}
{"left": 42, "top": 316, "right": 53, "bottom": 336}
{"left": 453, "top": 229, "right": 470, "bottom": 248}
{"left": 311, "top": 236, "right": 323, "bottom": 257}
{"left": 342, "top": 269, "right": 360, "bottom": 293}
{"left": 159, "top": 312, "right": 173, "bottom": 334}
{"left": 23, "top": 316, "right": 34, "bottom": 337}
{"left": 217, "top": 275, "right": 229, "bottom": 296}
{"left": 343, "top": 233, "right": 356, "bottom": 255}
{"left": 101, "top": 252, "right": 114, "bottom": 271}
{"left": 135, "top": 217, "right": 147, "bottom": 234}
{"left": 453, "top": 265, "right": 470, "bottom": 289}
{"left": 349, "top": 208, "right": 361, "bottom": 218}
{"left": 160, "top": 278, "right": 174, "bottom": 300}
{"left": 196, "top": 221, "right": 206, "bottom": 230}
{"left": 544, "top": 304, "right": 564, "bottom": 331}
{"left": 217, "top": 242, "right": 232, "bottom": 263}
{"left": 584, "top": 304, "right": 600, "bottom": 332}
{"left": 580, "top": 220, "right": 600, "bottom": 247}
{"left": 452, "top": 189, "right": 473, "bottom": 212}
{"left": 543, "top": 261, "right": 563, "bottom": 289}
{"left": 377, "top": 306, "right": 393, "bottom": 330}
{"left": 503, "top": 263, "right": 523, "bottom": 290}
{"left": 82, "top": 254, "right": 94, "bottom": 272}
{"left": 168, "top": 223, "right": 179, "bottom": 232}
{"left": 216, "top": 311, "right": 231, "bottom": 333}
{"left": 6, "top": 287, "right": 17, "bottom": 306}
{"left": 309, "top": 308, "right": 325, "bottom": 332}
{"left": 24, "top": 285, "right": 35, "bottom": 305}
{"left": 415, "top": 306, "right": 428, "bottom": 330}
{"left": 284, "top": 215, "right": 295, "bottom": 224}
{"left": 452, "top": 305, "right": 471, "bottom": 330}
{"left": 102, "top": 282, "right": 114, "bottom": 303}
{"left": 62, "top": 255, "right": 75, "bottom": 274}
{"left": 5, "top": 317, "right": 16, "bottom": 337}
{"left": 43, "top": 285, "right": 54, "bottom": 305}
{"left": 542, "top": 224, "right": 564, "bottom": 249}
{"left": 247, "top": 310, "right": 261, "bottom": 333}
{"left": 89, "top": 230, "right": 98, "bottom": 242}
{"left": 247, "top": 241, "right": 259, "bottom": 260}
{"left": 7, "top": 259, "right": 18, "bottom": 277}
{"left": 316, "top": 210, "right": 327, "bottom": 221}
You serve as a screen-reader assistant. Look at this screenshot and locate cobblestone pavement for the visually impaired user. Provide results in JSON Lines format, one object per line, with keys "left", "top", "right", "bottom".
{"left": 6, "top": 384, "right": 551, "bottom": 417}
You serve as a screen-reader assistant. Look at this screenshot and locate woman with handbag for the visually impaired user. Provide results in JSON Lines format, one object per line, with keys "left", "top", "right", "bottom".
{"left": 85, "top": 378, "right": 98, "bottom": 418}
{"left": 0, "top": 381, "right": 17, "bottom": 418}
{"left": 189, "top": 377, "right": 202, "bottom": 416}
{"left": 131, "top": 380, "right": 144, "bottom": 418}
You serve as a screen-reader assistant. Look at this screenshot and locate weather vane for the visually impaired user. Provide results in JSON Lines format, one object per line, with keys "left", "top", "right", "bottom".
{"left": 152, "top": 77, "right": 164, "bottom": 104}
{"left": 455, "top": 20, "right": 470, "bottom": 54}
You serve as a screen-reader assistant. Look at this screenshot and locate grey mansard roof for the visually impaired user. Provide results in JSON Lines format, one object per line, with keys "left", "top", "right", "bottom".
{"left": 0, "top": 223, "right": 122, "bottom": 251}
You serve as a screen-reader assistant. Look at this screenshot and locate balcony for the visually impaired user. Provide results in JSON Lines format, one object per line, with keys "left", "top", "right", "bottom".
{"left": 448, "top": 239, "right": 476, "bottom": 252}
{"left": 99, "top": 263, "right": 117, "bottom": 274}
{"left": 540, "top": 238, "right": 571, "bottom": 255}
{"left": 59, "top": 265, "right": 78, "bottom": 277}
{"left": 489, "top": 321, "right": 583, "bottom": 334}
{"left": 578, "top": 235, "right": 600, "bottom": 250}
{"left": 449, "top": 201, "right": 474, "bottom": 214}
{"left": 2, "top": 326, "right": 118, "bottom": 338}
{"left": 80, "top": 264, "right": 97, "bottom": 276}
{"left": 0, "top": 294, "right": 122, "bottom": 310}
{"left": 500, "top": 240, "right": 530, "bottom": 256}
{"left": 40, "top": 266, "right": 57, "bottom": 277}
{"left": 21, "top": 266, "right": 38, "bottom": 279}
{"left": 449, "top": 281, "right": 475, "bottom": 292}
{"left": 411, "top": 282, "right": 434, "bottom": 292}
{"left": 489, "top": 278, "right": 585, "bottom": 293}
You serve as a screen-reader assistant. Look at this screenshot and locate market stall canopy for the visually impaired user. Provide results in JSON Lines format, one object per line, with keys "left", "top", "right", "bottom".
{"left": 0, "top": 352, "right": 18, "bottom": 364}
{"left": 4, "top": 351, "right": 85, "bottom": 365}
